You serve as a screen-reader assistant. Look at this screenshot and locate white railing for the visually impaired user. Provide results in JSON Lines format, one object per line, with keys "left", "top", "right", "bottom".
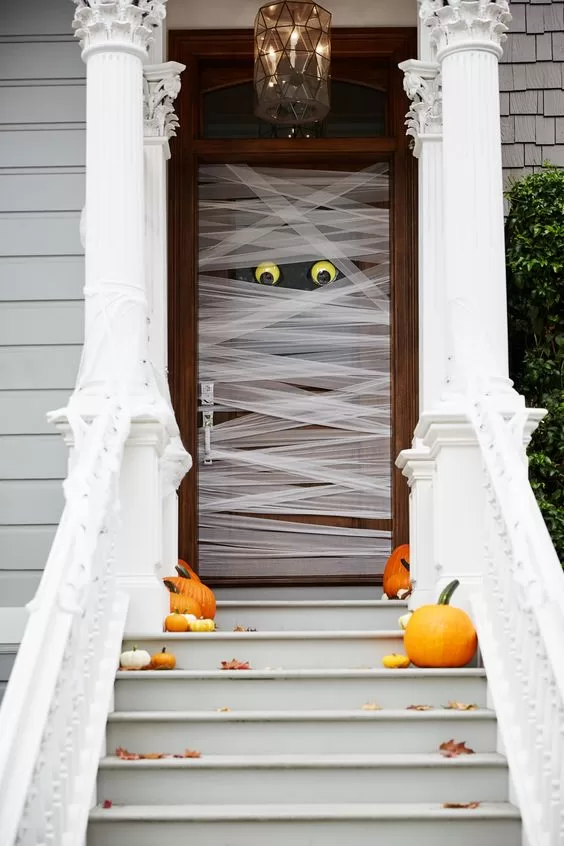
{"left": 0, "top": 398, "right": 130, "bottom": 846}
{"left": 470, "top": 396, "right": 564, "bottom": 846}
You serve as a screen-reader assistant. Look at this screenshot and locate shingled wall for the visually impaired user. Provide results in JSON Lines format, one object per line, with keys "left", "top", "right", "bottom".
{"left": 501, "top": 0, "right": 564, "bottom": 183}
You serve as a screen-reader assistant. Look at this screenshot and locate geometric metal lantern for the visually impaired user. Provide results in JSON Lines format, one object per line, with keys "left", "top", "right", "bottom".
{"left": 254, "top": 2, "right": 331, "bottom": 126}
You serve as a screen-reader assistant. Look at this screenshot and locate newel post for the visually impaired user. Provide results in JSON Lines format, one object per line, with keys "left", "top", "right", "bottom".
{"left": 70, "top": 0, "right": 173, "bottom": 633}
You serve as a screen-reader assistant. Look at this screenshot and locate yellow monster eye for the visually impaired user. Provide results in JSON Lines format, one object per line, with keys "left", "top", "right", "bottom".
{"left": 254, "top": 263, "right": 281, "bottom": 285}
{"left": 311, "top": 260, "right": 337, "bottom": 285}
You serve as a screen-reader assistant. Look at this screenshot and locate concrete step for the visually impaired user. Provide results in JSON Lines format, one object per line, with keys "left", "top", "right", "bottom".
{"left": 114, "top": 668, "right": 488, "bottom": 712}
{"left": 97, "top": 752, "right": 509, "bottom": 805}
{"left": 87, "top": 802, "right": 521, "bottom": 846}
{"left": 106, "top": 709, "right": 497, "bottom": 756}
{"left": 123, "top": 631, "right": 405, "bottom": 670}
{"left": 214, "top": 599, "right": 407, "bottom": 631}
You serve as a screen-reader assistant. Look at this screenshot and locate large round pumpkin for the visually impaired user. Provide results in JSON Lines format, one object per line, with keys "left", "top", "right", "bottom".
{"left": 173, "top": 562, "right": 216, "bottom": 619}
{"left": 383, "top": 544, "right": 411, "bottom": 599}
{"left": 403, "top": 580, "right": 477, "bottom": 668}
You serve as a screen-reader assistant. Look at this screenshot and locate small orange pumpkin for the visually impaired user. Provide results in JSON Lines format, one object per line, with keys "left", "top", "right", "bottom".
{"left": 383, "top": 544, "right": 411, "bottom": 599}
{"left": 174, "top": 563, "right": 216, "bottom": 619}
{"left": 403, "top": 579, "right": 477, "bottom": 668}
{"left": 164, "top": 611, "right": 190, "bottom": 632}
{"left": 151, "top": 647, "right": 176, "bottom": 670}
{"left": 163, "top": 580, "right": 203, "bottom": 617}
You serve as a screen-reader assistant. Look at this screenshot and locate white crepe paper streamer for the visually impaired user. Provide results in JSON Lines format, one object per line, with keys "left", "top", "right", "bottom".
{"left": 197, "top": 164, "right": 392, "bottom": 580}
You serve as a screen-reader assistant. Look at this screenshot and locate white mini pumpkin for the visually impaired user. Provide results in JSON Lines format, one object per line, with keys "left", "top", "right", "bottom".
{"left": 120, "top": 645, "right": 151, "bottom": 669}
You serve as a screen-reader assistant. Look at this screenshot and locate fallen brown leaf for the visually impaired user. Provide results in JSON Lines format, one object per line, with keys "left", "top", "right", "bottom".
{"left": 221, "top": 659, "right": 251, "bottom": 670}
{"left": 216, "top": 707, "right": 232, "bottom": 712}
{"left": 442, "top": 802, "right": 480, "bottom": 809}
{"left": 233, "top": 626, "right": 257, "bottom": 632}
{"left": 102, "top": 800, "right": 113, "bottom": 809}
{"left": 406, "top": 704, "right": 434, "bottom": 711}
{"left": 115, "top": 746, "right": 201, "bottom": 760}
{"left": 361, "top": 702, "right": 382, "bottom": 711}
{"left": 182, "top": 749, "right": 202, "bottom": 758}
{"left": 444, "top": 701, "right": 479, "bottom": 711}
{"left": 115, "top": 747, "right": 141, "bottom": 760}
{"left": 439, "top": 739, "right": 475, "bottom": 758}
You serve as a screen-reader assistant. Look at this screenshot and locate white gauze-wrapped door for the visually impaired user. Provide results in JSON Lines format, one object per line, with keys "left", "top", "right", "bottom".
{"left": 197, "top": 163, "right": 391, "bottom": 582}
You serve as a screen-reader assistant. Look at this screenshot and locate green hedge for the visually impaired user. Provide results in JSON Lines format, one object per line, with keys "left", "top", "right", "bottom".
{"left": 505, "top": 165, "right": 564, "bottom": 563}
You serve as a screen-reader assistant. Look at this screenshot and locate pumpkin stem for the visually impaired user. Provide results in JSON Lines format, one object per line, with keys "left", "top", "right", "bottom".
{"left": 400, "top": 558, "right": 410, "bottom": 573}
{"left": 176, "top": 563, "right": 194, "bottom": 580}
{"left": 161, "top": 647, "right": 167, "bottom": 654}
{"left": 163, "top": 579, "right": 181, "bottom": 594}
{"left": 438, "top": 579, "right": 460, "bottom": 605}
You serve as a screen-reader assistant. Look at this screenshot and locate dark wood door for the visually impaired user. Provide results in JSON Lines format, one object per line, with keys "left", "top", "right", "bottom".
{"left": 168, "top": 29, "right": 417, "bottom": 586}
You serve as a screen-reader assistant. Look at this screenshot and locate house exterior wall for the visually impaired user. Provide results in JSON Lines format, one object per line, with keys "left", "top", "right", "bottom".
{"left": 502, "top": 0, "right": 564, "bottom": 183}
{"left": 0, "top": 0, "right": 84, "bottom": 606}
{"left": 0, "top": 0, "right": 561, "bottom": 611}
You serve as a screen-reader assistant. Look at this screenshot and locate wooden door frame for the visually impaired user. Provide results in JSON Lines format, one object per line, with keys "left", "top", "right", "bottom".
{"left": 168, "top": 28, "right": 418, "bottom": 585}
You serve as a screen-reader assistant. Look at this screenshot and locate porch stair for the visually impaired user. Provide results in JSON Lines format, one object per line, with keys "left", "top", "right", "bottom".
{"left": 87, "top": 598, "right": 521, "bottom": 846}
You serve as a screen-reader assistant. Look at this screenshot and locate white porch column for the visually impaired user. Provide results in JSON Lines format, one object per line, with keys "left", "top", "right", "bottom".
{"left": 421, "top": 0, "right": 516, "bottom": 405}
{"left": 143, "top": 62, "right": 188, "bottom": 579}
{"left": 396, "top": 60, "right": 444, "bottom": 608}
{"left": 71, "top": 1, "right": 171, "bottom": 633}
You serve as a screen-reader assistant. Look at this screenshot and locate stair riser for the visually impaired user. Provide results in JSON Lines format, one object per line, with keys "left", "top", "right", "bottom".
{"left": 115, "top": 675, "right": 488, "bottom": 711}
{"left": 87, "top": 817, "right": 521, "bottom": 846}
{"left": 125, "top": 635, "right": 404, "bottom": 670}
{"left": 98, "top": 764, "right": 509, "bottom": 805}
{"left": 215, "top": 605, "right": 405, "bottom": 631}
{"left": 107, "top": 717, "right": 497, "bottom": 755}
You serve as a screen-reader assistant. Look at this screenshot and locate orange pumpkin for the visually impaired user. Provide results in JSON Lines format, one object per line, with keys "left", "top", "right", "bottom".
{"left": 164, "top": 611, "right": 190, "bottom": 632}
{"left": 151, "top": 647, "right": 176, "bottom": 670}
{"left": 403, "top": 579, "right": 477, "bottom": 668}
{"left": 178, "top": 559, "right": 201, "bottom": 582}
{"left": 383, "top": 544, "right": 411, "bottom": 599}
{"left": 174, "top": 563, "right": 216, "bottom": 619}
{"left": 163, "top": 579, "right": 203, "bottom": 617}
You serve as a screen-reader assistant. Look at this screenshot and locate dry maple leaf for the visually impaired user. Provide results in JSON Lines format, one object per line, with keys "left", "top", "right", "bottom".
{"left": 102, "top": 800, "right": 113, "bottom": 809}
{"left": 444, "top": 701, "right": 479, "bottom": 711}
{"left": 182, "top": 749, "right": 202, "bottom": 758}
{"left": 221, "top": 659, "right": 251, "bottom": 670}
{"left": 233, "top": 626, "right": 256, "bottom": 632}
{"left": 361, "top": 701, "right": 382, "bottom": 711}
{"left": 115, "top": 747, "right": 141, "bottom": 760}
{"left": 442, "top": 802, "right": 480, "bottom": 809}
{"left": 439, "top": 739, "right": 475, "bottom": 758}
{"left": 406, "top": 704, "right": 434, "bottom": 711}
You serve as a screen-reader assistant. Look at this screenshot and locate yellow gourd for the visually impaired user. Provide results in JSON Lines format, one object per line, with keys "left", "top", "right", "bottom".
{"left": 382, "top": 653, "right": 410, "bottom": 669}
{"left": 188, "top": 618, "right": 216, "bottom": 632}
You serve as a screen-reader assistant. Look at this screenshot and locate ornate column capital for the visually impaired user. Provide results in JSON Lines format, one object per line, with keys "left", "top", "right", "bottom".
{"left": 399, "top": 60, "right": 442, "bottom": 157}
{"left": 419, "top": 0, "right": 511, "bottom": 60}
{"left": 72, "top": 0, "right": 167, "bottom": 59}
{"left": 143, "top": 62, "right": 185, "bottom": 145}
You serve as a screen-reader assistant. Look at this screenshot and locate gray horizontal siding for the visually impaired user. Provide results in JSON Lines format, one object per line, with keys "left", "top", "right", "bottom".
{"left": 0, "top": 1, "right": 84, "bottom": 607}
{"left": 502, "top": 1, "right": 564, "bottom": 183}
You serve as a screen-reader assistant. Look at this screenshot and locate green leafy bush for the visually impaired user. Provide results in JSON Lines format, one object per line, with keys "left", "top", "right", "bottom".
{"left": 505, "top": 165, "right": 564, "bottom": 563}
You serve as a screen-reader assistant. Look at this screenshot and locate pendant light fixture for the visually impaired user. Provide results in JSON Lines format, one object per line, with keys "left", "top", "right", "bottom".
{"left": 254, "top": 2, "right": 331, "bottom": 126}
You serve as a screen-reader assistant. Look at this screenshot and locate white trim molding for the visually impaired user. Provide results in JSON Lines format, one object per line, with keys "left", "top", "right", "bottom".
{"left": 400, "top": 59, "right": 442, "bottom": 158}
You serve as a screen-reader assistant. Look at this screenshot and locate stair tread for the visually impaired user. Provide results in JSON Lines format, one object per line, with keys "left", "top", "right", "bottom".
{"left": 99, "top": 752, "right": 507, "bottom": 768}
{"left": 124, "top": 630, "right": 404, "bottom": 640}
{"left": 216, "top": 600, "right": 406, "bottom": 608}
{"left": 116, "top": 667, "right": 486, "bottom": 679}
{"left": 89, "top": 801, "right": 520, "bottom": 821}
{"left": 108, "top": 708, "right": 495, "bottom": 721}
